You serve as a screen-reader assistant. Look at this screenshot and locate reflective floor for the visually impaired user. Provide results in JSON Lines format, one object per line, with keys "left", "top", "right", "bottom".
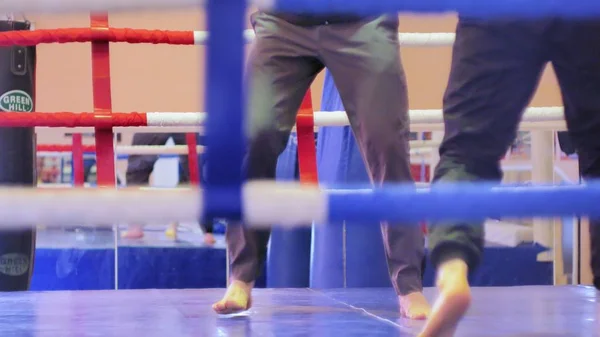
{"left": 1, "top": 286, "right": 598, "bottom": 336}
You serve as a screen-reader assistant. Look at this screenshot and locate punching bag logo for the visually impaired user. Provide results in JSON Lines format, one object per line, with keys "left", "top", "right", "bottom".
{"left": 0, "top": 253, "right": 29, "bottom": 276}
{"left": 0, "top": 90, "right": 33, "bottom": 112}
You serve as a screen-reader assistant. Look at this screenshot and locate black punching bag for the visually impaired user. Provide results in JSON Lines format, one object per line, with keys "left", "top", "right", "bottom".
{"left": 0, "top": 20, "right": 36, "bottom": 291}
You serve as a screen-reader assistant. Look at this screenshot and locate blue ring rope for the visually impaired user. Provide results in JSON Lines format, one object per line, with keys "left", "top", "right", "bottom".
{"left": 270, "top": 0, "right": 600, "bottom": 17}
{"left": 328, "top": 182, "right": 600, "bottom": 223}
{"left": 203, "top": 0, "right": 246, "bottom": 221}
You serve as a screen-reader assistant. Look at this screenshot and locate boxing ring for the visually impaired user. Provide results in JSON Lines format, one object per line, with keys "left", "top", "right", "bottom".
{"left": 0, "top": 0, "right": 599, "bottom": 336}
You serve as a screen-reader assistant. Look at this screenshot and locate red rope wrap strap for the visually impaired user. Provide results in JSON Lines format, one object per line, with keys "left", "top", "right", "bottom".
{"left": 296, "top": 90, "right": 318, "bottom": 184}
{"left": 91, "top": 13, "right": 116, "bottom": 187}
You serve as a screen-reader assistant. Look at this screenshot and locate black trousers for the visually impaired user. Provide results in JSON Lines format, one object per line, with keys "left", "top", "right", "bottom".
{"left": 125, "top": 133, "right": 217, "bottom": 233}
{"left": 125, "top": 133, "right": 190, "bottom": 185}
{"left": 428, "top": 18, "right": 600, "bottom": 288}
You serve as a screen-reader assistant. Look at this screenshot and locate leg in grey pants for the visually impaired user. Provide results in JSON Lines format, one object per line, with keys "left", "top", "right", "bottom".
{"left": 227, "top": 13, "right": 424, "bottom": 296}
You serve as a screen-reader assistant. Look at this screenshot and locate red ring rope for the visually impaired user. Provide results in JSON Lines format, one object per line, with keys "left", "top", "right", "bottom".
{"left": 0, "top": 112, "right": 147, "bottom": 127}
{"left": 38, "top": 144, "right": 96, "bottom": 152}
{"left": 0, "top": 28, "right": 195, "bottom": 46}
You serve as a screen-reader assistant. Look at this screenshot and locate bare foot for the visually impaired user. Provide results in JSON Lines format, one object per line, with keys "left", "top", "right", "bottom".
{"left": 165, "top": 223, "right": 178, "bottom": 239}
{"left": 418, "top": 259, "right": 471, "bottom": 337}
{"left": 212, "top": 280, "right": 253, "bottom": 315}
{"left": 399, "top": 291, "right": 431, "bottom": 320}
{"left": 121, "top": 225, "right": 144, "bottom": 239}
{"left": 203, "top": 233, "right": 216, "bottom": 245}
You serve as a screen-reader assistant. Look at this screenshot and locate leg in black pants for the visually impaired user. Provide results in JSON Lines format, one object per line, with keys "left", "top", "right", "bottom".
{"left": 420, "top": 18, "right": 549, "bottom": 337}
{"left": 200, "top": 218, "right": 216, "bottom": 245}
{"left": 124, "top": 133, "right": 191, "bottom": 239}
{"left": 550, "top": 19, "right": 600, "bottom": 291}
{"left": 576, "top": 153, "right": 600, "bottom": 291}
{"left": 199, "top": 157, "right": 217, "bottom": 245}
{"left": 428, "top": 17, "right": 547, "bottom": 281}
{"left": 170, "top": 133, "right": 191, "bottom": 184}
{"left": 126, "top": 133, "right": 190, "bottom": 184}
{"left": 421, "top": 19, "right": 600, "bottom": 336}
{"left": 126, "top": 133, "right": 169, "bottom": 185}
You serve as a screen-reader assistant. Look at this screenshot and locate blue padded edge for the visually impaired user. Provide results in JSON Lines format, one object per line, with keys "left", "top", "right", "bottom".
{"left": 328, "top": 182, "right": 600, "bottom": 223}
{"left": 271, "top": 0, "right": 600, "bottom": 18}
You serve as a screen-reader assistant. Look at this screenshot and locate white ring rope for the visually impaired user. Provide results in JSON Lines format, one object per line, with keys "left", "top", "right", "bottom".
{"left": 145, "top": 112, "right": 205, "bottom": 126}
{"left": 0, "top": 179, "right": 576, "bottom": 229}
{"left": 38, "top": 183, "right": 94, "bottom": 188}
{"left": 33, "top": 107, "right": 565, "bottom": 135}
{"left": 194, "top": 30, "right": 456, "bottom": 46}
{"left": 119, "top": 145, "right": 205, "bottom": 155}
{"left": 0, "top": 186, "right": 202, "bottom": 227}
{"left": 32, "top": 108, "right": 565, "bottom": 136}
{"left": 37, "top": 145, "right": 205, "bottom": 156}
{"left": 37, "top": 142, "right": 437, "bottom": 156}
{"left": 36, "top": 147, "right": 173, "bottom": 156}
{"left": 37, "top": 182, "right": 431, "bottom": 190}
{"left": 144, "top": 108, "right": 565, "bottom": 127}
{"left": 0, "top": 182, "right": 325, "bottom": 228}
{"left": 0, "top": 0, "right": 205, "bottom": 13}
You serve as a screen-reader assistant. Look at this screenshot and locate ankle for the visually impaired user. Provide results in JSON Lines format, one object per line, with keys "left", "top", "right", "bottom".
{"left": 399, "top": 291, "right": 425, "bottom": 300}
{"left": 439, "top": 258, "right": 468, "bottom": 273}
{"left": 436, "top": 258, "right": 469, "bottom": 288}
{"left": 229, "top": 279, "right": 254, "bottom": 291}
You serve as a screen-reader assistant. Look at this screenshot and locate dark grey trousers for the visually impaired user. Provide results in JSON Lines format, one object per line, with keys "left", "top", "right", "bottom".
{"left": 227, "top": 13, "right": 424, "bottom": 295}
{"left": 428, "top": 18, "right": 600, "bottom": 288}
{"left": 125, "top": 133, "right": 190, "bottom": 185}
